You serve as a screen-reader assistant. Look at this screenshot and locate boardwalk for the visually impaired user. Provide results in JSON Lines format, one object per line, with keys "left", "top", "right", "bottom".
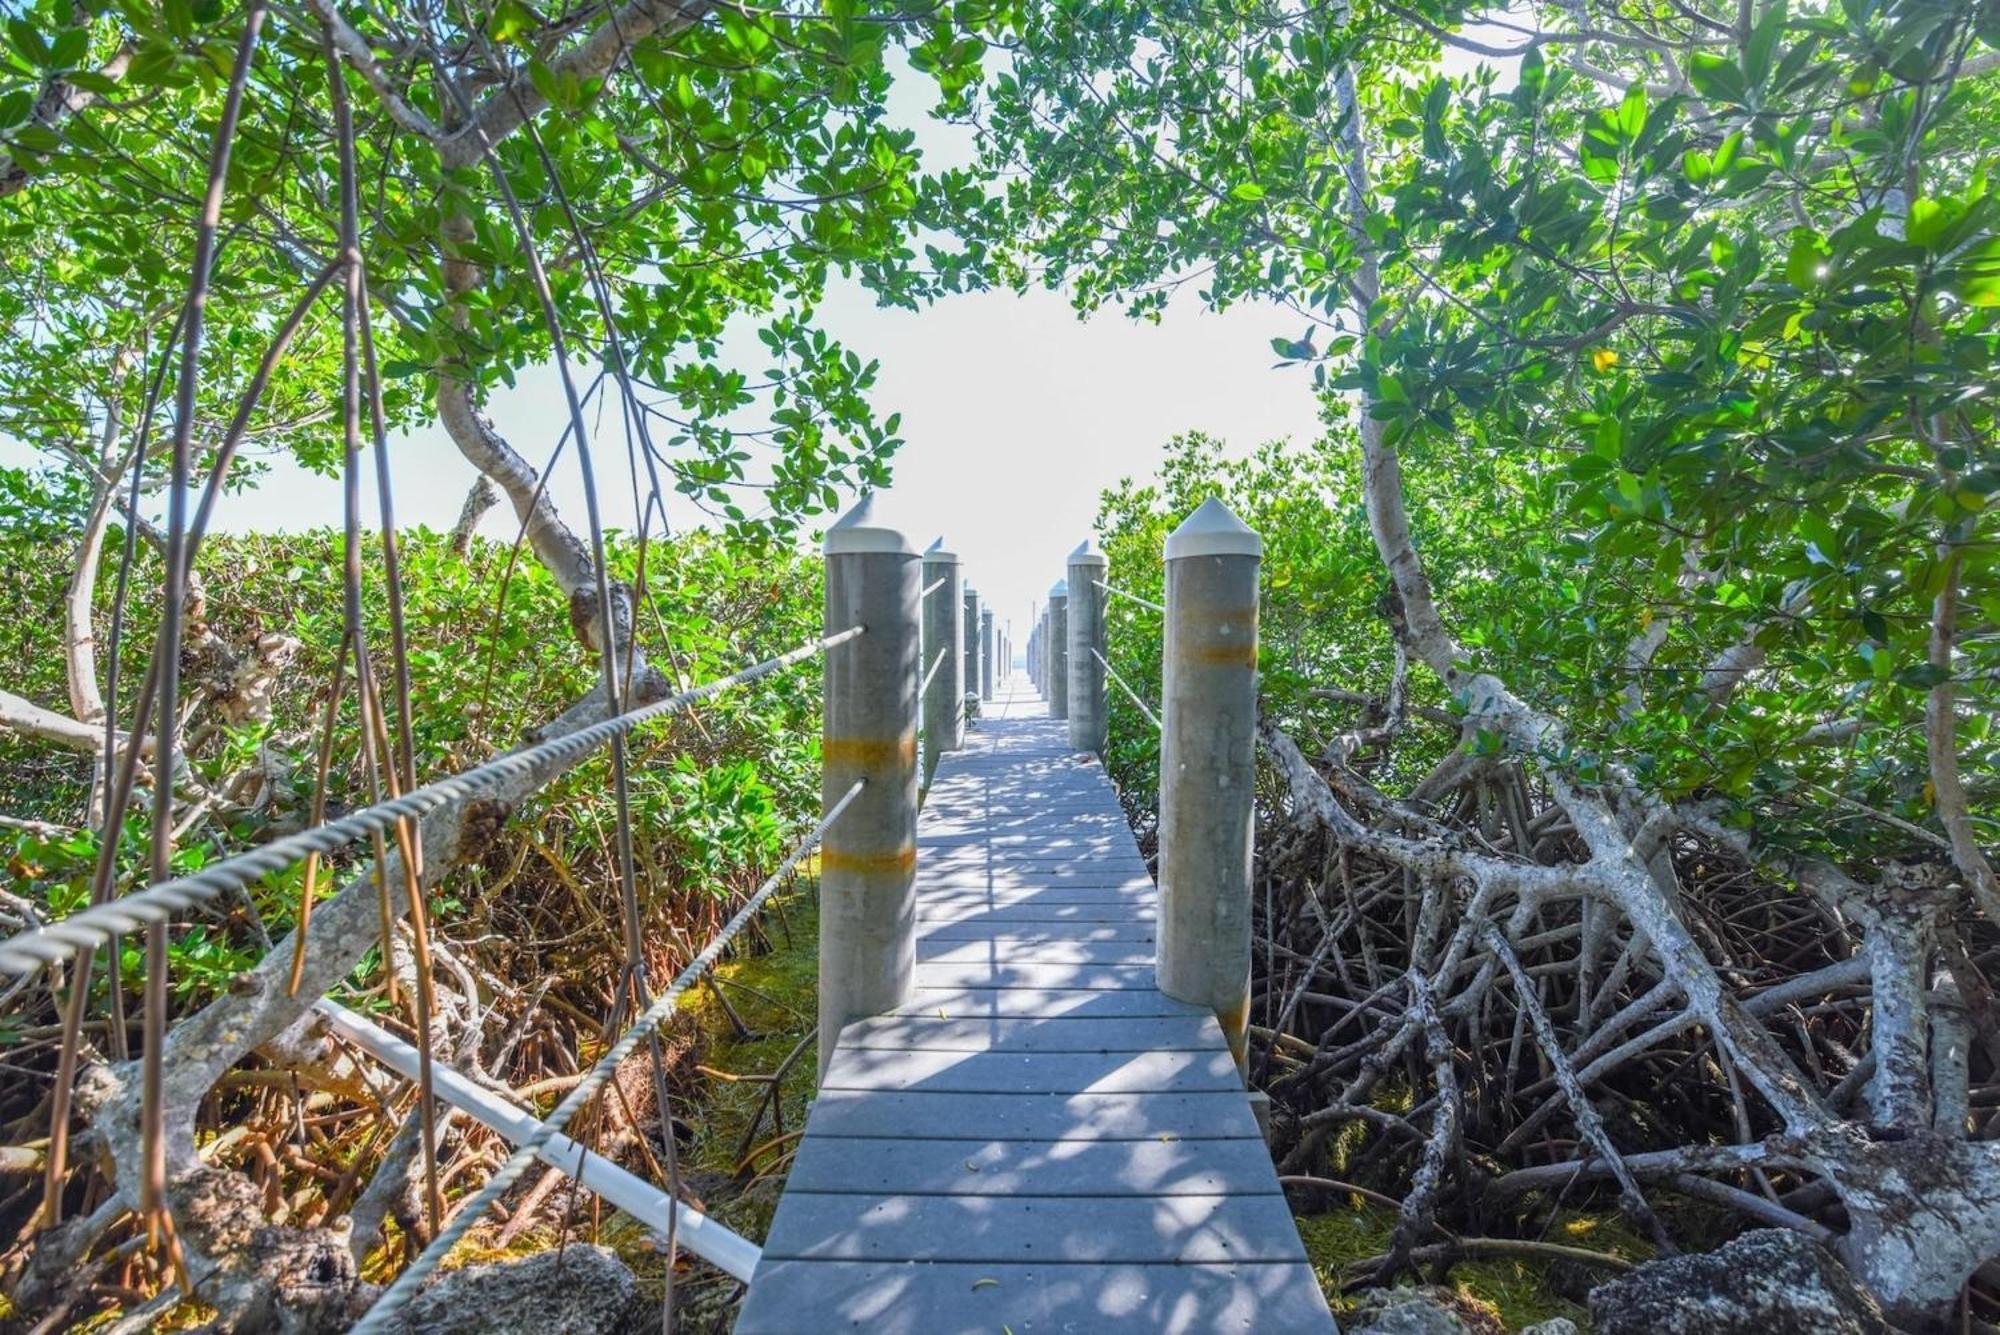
{"left": 736, "top": 682, "right": 1335, "bottom": 1333}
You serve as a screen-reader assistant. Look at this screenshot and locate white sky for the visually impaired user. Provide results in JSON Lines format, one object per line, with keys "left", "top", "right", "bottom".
{"left": 195, "top": 281, "right": 1324, "bottom": 656}
{"left": 8, "top": 34, "right": 1516, "bottom": 658}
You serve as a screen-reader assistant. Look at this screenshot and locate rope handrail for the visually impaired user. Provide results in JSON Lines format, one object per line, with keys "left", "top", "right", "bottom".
{"left": 920, "top": 645, "right": 948, "bottom": 697}
{"left": 0, "top": 627, "right": 865, "bottom": 975}
{"left": 1094, "top": 579, "right": 1164, "bottom": 614}
{"left": 351, "top": 778, "right": 865, "bottom": 1332}
{"left": 1093, "top": 647, "right": 1162, "bottom": 731}
{"left": 921, "top": 575, "right": 948, "bottom": 599}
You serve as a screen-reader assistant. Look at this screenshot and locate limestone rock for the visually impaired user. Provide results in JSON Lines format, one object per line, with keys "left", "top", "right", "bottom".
{"left": 1346, "top": 1285, "right": 1499, "bottom": 1334}
{"left": 394, "top": 1244, "right": 646, "bottom": 1334}
{"left": 1588, "top": 1228, "right": 1890, "bottom": 1335}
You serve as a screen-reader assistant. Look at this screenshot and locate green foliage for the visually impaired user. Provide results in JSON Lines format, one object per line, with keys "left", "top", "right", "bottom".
{"left": 1096, "top": 432, "right": 1463, "bottom": 811}
{"left": 997, "top": 0, "right": 1999, "bottom": 863}
{"left": 0, "top": 525, "right": 826, "bottom": 1008}
{"left": 0, "top": 0, "right": 1018, "bottom": 541}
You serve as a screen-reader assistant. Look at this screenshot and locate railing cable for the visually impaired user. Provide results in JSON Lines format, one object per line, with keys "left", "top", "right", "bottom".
{"left": 1093, "top": 647, "right": 1162, "bottom": 731}
{"left": 1094, "top": 579, "right": 1163, "bottom": 614}
{"left": 921, "top": 575, "right": 947, "bottom": 600}
{"left": 350, "top": 778, "right": 865, "bottom": 1332}
{"left": 0, "top": 627, "right": 865, "bottom": 975}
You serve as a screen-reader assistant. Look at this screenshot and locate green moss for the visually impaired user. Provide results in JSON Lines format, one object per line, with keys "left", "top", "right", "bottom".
{"left": 592, "top": 881, "right": 825, "bottom": 1330}
{"left": 681, "top": 883, "right": 820, "bottom": 1229}
{"left": 1298, "top": 1200, "right": 1650, "bottom": 1332}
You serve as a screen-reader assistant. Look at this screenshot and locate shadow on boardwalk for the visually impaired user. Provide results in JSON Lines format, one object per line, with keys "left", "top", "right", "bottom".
{"left": 735, "top": 683, "right": 1335, "bottom": 1333}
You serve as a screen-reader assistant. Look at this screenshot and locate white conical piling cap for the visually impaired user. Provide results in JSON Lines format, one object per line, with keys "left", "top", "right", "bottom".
{"left": 923, "top": 535, "right": 959, "bottom": 564}
{"left": 1049, "top": 578, "right": 1069, "bottom": 598}
{"left": 1165, "top": 496, "right": 1262, "bottom": 560}
{"left": 1067, "top": 538, "right": 1108, "bottom": 569}
{"left": 824, "top": 493, "right": 915, "bottom": 555}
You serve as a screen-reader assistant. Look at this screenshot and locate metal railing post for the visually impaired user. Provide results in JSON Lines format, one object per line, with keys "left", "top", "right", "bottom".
{"left": 1067, "top": 541, "right": 1108, "bottom": 755}
{"left": 921, "top": 541, "right": 964, "bottom": 787}
{"left": 1157, "top": 498, "right": 1262, "bottom": 1075}
{"left": 980, "top": 607, "right": 995, "bottom": 701}
{"left": 1047, "top": 580, "right": 1069, "bottom": 720}
{"left": 820, "top": 496, "right": 920, "bottom": 1080}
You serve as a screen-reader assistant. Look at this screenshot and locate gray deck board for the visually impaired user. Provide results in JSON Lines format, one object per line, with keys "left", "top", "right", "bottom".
{"left": 802, "top": 1089, "right": 1264, "bottom": 1141}
{"left": 734, "top": 683, "right": 1332, "bottom": 1332}
{"left": 917, "top": 920, "right": 1157, "bottom": 942}
{"left": 735, "top": 1261, "right": 1329, "bottom": 1334}
{"left": 914, "top": 960, "right": 1162, "bottom": 990}
{"left": 916, "top": 937, "right": 1155, "bottom": 963}
{"left": 917, "top": 901, "right": 1157, "bottom": 925}
{"left": 899, "top": 987, "right": 1209, "bottom": 1019}
{"left": 915, "top": 882, "right": 1157, "bottom": 902}
{"left": 779, "top": 1136, "right": 1288, "bottom": 1197}
{"left": 760, "top": 1192, "right": 1309, "bottom": 1264}
{"left": 820, "top": 1046, "right": 1243, "bottom": 1094}
{"left": 835, "top": 1013, "right": 1225, "bottom": 1053}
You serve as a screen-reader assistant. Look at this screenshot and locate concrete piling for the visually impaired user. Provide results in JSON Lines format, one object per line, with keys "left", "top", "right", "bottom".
{"left": 962, "top": 587, "right": 981, "bottom": 724}
{"left": 1040, "top": 610, "right": 1050, "bottom": 696}
{"left": 819, "top": 496, "right": 921, "bottom": 1080}
{"left": 980, "top": 608, "right": 995, "bottom": 701}
{"left": 1047, "top": 580, "right": 1069, "bottom": 719}
{"left": 920, "top": 541, "right": 964, "bottom": 788}
{"left": 1155, "top": 498, "right": 1262, "bottom": 1075}
{"left": 1066, "top": 540, "right": 1107, "bottom": 756}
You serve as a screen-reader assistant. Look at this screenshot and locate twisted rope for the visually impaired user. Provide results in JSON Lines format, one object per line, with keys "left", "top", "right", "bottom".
{"left": 1093, "top": 647, "right": 1162, "bottom": 731}
{"left": 920, "top": 575, "right": 948, "bottom": 599}
{"left": 351, "top": 778, "right": 863, "bottom": 1332}
{"left": 0, "top": 628, "right": 863, "bottom": 975}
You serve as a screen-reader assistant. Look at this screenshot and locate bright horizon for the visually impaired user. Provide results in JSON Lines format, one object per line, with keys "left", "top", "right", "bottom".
{"left": 196, "top": 282, "right": 1325, "bottom": 658}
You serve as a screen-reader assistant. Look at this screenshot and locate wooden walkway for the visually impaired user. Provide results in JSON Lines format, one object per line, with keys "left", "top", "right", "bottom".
{"left": 736, "top": 682, "right": 1335, "bottom": 1333}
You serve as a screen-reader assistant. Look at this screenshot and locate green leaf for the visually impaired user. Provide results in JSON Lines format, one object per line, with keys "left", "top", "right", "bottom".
{"left": 490, "top": 0, "right": 538, "bottom": 44}
{"left": 1744, "top": 1, "right": 1788, "bottom": 88}
{"left": 1613, "top": 84, "right": 1647, "bottom": 141}
{"left": 6, "top": 18, "right": 49, "bottom": 67}
{"left": 1906, "top": 195, "right": 1965, "bottom": 250}
{"left": 1592, "top": 415, "right": 1622, "bottom": 461}
{"left": 1518, "top": 46, "right": 1545, "bottom": 97}
{"left": 1784, "top": 228, "right": 1827, "bottom": 287}
{"left": 49, "top": 27, "right": 87, "bottom": 70}
{"left": 1688, "top": 52, "right": 1747, "bottom": 103}
{"left": 1950, "top": 236, "right": 2000, "bottom": 305}
{"left": 528, "top": 57, "right": 563, "bottom": 108}
{"left": 1895, "top": 663, "right": 1951, "bottom": 690}
{"left": 161, "top": 0, "right": 194, "bottom": 41}
{"left": 1230, "top": 182, "right": 1265, "bottom": 202}
{"left": 125, "top": 42, "right": 178, "bottom": 87}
